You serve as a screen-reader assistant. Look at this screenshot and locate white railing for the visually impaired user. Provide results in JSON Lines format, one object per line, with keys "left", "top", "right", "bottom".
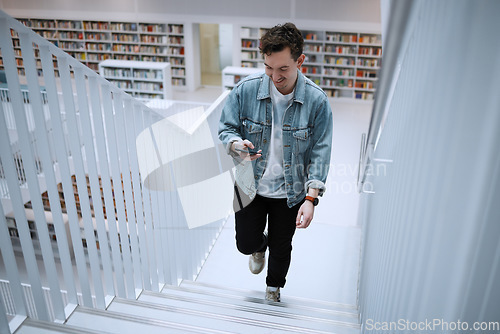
{"left": 0, "top": 279, "right": 98, "bottom": 322}
{"left": 0, "top": 88, "right": 48, "bottom": 199}
{"left": 0, "top": 10, "right": 229, "bottom": 332}
{"left": 357, "top": 0, "right": 500, "bottom": 332}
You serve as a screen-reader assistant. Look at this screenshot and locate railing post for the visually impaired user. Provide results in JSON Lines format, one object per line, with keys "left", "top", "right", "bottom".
{"left": 0, "top": 194, "right": 27, "bottom": 320}
{"left": 142, "top": 111, "right": 171, "bottom": 286}
{"left": 125, "top": 100, "right": 152, "bottom": 291}
{"left": 58, "top": 57, "right": 106, "bottom": 309}
{"left": 73, "top": 67, "right": 115, "bottom": 303}
{"left": 38, "top": 44, "right": 94, "bottom": 308}
{"left": 0, "top": 291, "right": 11, "bottom": 334}
{"left": 101, "top": 85, "right": 136, "bottom": 298}
{"left": 87, "top": 76, "right": 127, "bottom": 298}
{"left": 134, "top": 105, "right": 161, "bottom": 291}
{"left": 113, "top": 94, "right": 143, "bottom": 295}
{"left": 0, "top": 17, "right": 51, "bottom": 322}
{"left": 19, "top": 31, "right": 76, "bottom": 321}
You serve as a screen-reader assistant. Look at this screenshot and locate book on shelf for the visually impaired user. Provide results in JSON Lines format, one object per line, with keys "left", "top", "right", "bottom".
{"left": 359, "top": 35, "right": 381, "bottom": 44}
{"left": 304, "top": 33, "right": 318, "bottom": 40}
{"left": 326, "top": 33, "right": 357, "bottom": 43}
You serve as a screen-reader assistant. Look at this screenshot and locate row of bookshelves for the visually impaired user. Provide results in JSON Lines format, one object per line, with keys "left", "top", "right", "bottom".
{"left": 171, "top": 68, "right": 186, "bottom": 76}
{"left": 6, "top": 17, "right": 188, "bottom": 89}
{"left": 223, "top": 67, "right": 377, "bottom": 101}
{"left": 304, "top": 45, "right": 381, "bottom": 57}
{"left": 102, "top": 68, "right": 164, "bottom": 80}
{"left": 239, "top": 26, "right": 381, "bottom": 62}
{"left": 241, "top": 27, "right": 381, "bottom": 45}
{"left": 242, "top": 55, "right": 381, "bottom": 69}
{"left": 323, "top": 56, "right": 356, "bottom": 66}
{"left": 11, "top": 65, "right": 183, "bottom": 81}
{"left": 324, "top": 89, "right": 375, "bottom": 100}
{"left": 13, "top": 51, "right": 185, "bottom": 64}
{"left": 241, "top": 42, "right": 381, "bottom": 58}
{"left": 302, "top": 67, "right": 377, "bottom": 78}
{"left": 325, "top": 33, "right": 358, "bottom": 43}
{"left": 12, "top": 55, "right": 184, "bottom": 73}
{"left": 19, "top": 18, "right": 184, "bottom": 34}
{"left": 302, "top": 30, "right": 381, "bottom": 44}
{"left": 319, "top": 78, "right": 374, "bottom": 89}
{"left": 39, "top": 46, "right": 186, "bottom": 59}
{"left": 11, "top": 29, "right": 182, "bottom": 45}
{"left": 237, "top": 26, "right": 381, "bottom": 101}
{"left": 99, "top": 60, "right": 173, "bottom": 98}
{"left": 107, "top": 80, "right": 163, "bottom": 92}
{"left": 27, "top": 32, "right": 183, "bottom": 46}
{"left": 222, "top": 73, "right": 377, "bottom": 93}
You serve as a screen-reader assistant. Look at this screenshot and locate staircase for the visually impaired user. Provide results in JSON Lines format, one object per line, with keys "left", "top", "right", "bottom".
{"left": 0, "top": 9, "right": 367, "bottom": 334}
{"left": 14, "top": 280, "right": 360, "bottom": 334}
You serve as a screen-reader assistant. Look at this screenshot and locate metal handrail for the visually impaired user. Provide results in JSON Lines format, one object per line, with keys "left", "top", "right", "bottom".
{"left": 357, "top": 0, "right": 419, "bottom": 191}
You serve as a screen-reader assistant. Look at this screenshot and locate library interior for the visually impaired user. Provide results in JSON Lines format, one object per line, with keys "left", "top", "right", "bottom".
{"left": 6, "top": 1, "right": 499, "bottom": 333}
{"left": 0, "top": 0, "right": 383, "bottom": 331}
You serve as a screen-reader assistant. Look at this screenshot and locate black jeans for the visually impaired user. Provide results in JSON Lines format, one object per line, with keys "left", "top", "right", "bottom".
{"left": 235, "top": 194, "right": 303, "bottom": 288}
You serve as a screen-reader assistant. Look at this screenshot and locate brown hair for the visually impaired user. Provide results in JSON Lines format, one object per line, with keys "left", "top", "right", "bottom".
{"left": 260, "top": 22, "right": 304, "bottom": 61}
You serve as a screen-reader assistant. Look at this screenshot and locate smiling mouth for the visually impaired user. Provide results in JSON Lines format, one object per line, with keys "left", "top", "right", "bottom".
{"left": 275, "top": 78, "right": 285, "bottom": 84}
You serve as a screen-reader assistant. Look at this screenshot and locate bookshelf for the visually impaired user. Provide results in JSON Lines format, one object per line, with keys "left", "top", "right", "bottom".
{"left": 221, "top": 66, "right": 262, "bottom": 91}
{"left": 7, "top": 17, "right": 186, "bottom": 89}
{"left": 99, "top": 59, "right": 172, "bottom": 100}
{"left": 237, "top": 26, "right": 382, "bottom": 100}
{"left": 6, "top": 208, "right": 74, "bottom": 260}
{"left": 14, "top": 172, "right": 134, "bottom": 258}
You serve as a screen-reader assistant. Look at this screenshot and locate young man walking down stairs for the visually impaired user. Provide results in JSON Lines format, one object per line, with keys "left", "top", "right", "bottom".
{"left": 218, "top": 23, "right": 333, "bottom": 302}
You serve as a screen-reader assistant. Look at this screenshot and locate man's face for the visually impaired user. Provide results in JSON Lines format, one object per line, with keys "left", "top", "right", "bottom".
{"left": 264, "top": 47, "right": 305, "bottom": 95}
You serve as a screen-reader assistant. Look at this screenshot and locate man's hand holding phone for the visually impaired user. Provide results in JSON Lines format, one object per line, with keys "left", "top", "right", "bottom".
{"left": 232, "top": 139, "right": 262, "bottom": 161}
{"left": 235, "top": 147, "right": 260, "bottom": 155}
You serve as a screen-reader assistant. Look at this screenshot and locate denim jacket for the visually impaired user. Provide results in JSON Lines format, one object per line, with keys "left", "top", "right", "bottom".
{"left": 218, "top": 70, "right": 333, "bottom": 208}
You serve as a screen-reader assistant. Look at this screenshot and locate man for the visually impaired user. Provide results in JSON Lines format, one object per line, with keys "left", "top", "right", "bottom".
{"left": 218, "top": 22, "right": 333, "bottom": 302}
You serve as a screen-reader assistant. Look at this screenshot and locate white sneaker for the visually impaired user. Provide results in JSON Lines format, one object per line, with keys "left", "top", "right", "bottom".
{"left": 265, "top": 286, "right": 280, "bottom": 302}
{"left": 249, "top": 251, "right": 266, "bottom": 274}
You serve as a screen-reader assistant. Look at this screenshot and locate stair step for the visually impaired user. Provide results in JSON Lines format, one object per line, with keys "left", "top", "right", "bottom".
{"left": 152, "top": 285, "right": 358, "bottom": 323}
{"left": 65, "top": 306, "right": 232, "bottom": 334}
{"left": 139, "top": 290, "right": 360, "bottom": 333}
{"left": 109, "top": 297, "right": 355, "bottom": 334}
{"left": 178, "top": 280, "right": 359, "bottom": 315}
{"left": 15, "top": 318, "right": 103, "bottom": 334}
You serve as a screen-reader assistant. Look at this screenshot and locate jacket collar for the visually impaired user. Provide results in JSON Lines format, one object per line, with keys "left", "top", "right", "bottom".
{"left": 257, "top": 69, "right": 306, "bottom": 104}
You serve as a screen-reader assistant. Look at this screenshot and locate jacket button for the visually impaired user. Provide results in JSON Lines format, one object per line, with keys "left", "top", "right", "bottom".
{"left": 263, "top": 139, "right": 267, "bottom": 143}
{"left": 255, "top": 175, "right": 258, "bottom": 179}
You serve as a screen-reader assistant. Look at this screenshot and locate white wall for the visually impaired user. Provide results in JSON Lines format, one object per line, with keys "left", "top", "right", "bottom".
{"left": 218, "top": 24, "right": 233, "bottom": 70}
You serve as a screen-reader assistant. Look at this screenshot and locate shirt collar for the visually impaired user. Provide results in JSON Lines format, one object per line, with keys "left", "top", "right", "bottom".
{"left": 257, "top": 69, "right": 305, "bottom": 105}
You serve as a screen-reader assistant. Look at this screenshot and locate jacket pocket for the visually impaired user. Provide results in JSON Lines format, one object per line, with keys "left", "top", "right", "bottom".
{"left": 242, "top": 119, "right": 263, "bottom": 148}
{"left": 292, "top": 128, "right": 311, "bottom": 155}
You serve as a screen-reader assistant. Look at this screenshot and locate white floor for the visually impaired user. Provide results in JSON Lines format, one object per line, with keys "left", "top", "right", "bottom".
{"left": 190, "top": 89, "right": 373, "bottom": 306}
{"left": 172, "top": 85, "right": 223, "bottom": 103}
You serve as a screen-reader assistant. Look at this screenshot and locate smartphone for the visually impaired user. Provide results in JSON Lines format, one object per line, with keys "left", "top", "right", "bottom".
{"left": 235, "top": 147, "right": 260, "bottom": 155}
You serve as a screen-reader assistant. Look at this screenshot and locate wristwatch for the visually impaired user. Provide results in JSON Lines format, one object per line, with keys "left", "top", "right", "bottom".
{"left": 305, "top": 196, "right": 319, "bottom": 206}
